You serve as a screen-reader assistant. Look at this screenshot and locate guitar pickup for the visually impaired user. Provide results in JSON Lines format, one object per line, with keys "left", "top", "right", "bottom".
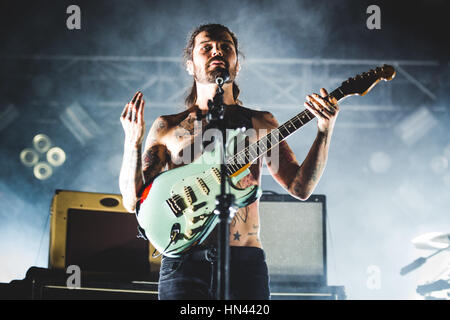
{"left": 183, "top": 186, "right": 197, "bottom": 205}
{"left": 211, "top": 167, "right": 221, "bottom": 184}
{"left": 166, "top": 195, "right": 186, "bottom": 217}
{"left": 196, "top": 178, "right": 210, "bottom": 195}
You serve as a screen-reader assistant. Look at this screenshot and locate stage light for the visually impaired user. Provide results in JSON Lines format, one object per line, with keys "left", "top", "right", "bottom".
{"left": 369, "top": 151, "right": 391, "bottom": 173}
{"left": 20, "top": 148, "right": 39, "bottom": 167}
{"left": 33, "top": 161, "right": 53, "bottom": 180}
{"left": 395, "top": 106, "right": 437, "bottom": 146}
{"left": 19, "top": 134, "right": 67, "bottom": 181}
{"left": 47, "top": 147, "right": 66, "bottom": 167}
{"left": 33, "top": 134, "right": 52, "bottom": 153}
{"left": 60, "top": 102, "right": 102, "bottom": 146}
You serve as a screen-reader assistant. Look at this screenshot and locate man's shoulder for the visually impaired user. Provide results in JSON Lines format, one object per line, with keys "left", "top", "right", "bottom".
{"left": 239, "top": 105, "right": 277, "bottom": 128}
{"left": 154, "top": 108, "right": 191, "bottom": 127}
{"left": 235, "top": 104, "right": 274, "bottom": 119}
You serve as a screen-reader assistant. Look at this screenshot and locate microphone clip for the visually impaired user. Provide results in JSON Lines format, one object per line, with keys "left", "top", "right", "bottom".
{"left": 206, "top": 72, "right": 228, "bottom": 123}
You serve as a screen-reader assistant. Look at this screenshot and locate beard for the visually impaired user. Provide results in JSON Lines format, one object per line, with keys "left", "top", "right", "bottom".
{"left": 193, "top": 59, "right": 237, "bottom": 84}
{"left": 207, "top": 66, "right": 229, "bottom": 83}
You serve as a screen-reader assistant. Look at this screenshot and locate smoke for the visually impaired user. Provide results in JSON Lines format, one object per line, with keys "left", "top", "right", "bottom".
{"left": 0, "top": 0, "right": 448, "bottom": 299}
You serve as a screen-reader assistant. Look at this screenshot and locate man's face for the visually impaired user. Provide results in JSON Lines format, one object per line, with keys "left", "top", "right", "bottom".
{"left": 187, "top": 30, "right": 239, "bottom": 84}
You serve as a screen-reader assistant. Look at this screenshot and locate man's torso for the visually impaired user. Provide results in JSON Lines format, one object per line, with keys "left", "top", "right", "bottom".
{"left": 156, "top": 105, "right": 274, "bottom": 248}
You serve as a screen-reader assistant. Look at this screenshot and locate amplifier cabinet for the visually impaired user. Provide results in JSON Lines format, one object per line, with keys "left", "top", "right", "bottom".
{"left": 259, "top": 193, "right": 327, "bottom": 286}
{"left": 49, "top": 190, "right": 159, "bottom": 277}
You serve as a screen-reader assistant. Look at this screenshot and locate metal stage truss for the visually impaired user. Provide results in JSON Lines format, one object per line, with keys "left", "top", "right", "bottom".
{"left": 1, "top": 54, "right": 448, "bottom": 129}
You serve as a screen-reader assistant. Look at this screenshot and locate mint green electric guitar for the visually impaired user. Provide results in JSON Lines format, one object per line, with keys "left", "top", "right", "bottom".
{"left": 135, "top": 65, "right": 396, "bottom": 257}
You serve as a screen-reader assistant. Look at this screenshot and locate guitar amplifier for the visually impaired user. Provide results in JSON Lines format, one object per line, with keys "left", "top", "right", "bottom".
{"left": 49, "top": 190, "right": 160, "bottom": 278}
{"left": 259, "top": 193, "right": 327, "bottom": 286}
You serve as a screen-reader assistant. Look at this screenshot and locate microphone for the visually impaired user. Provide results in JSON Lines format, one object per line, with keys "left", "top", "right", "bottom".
{"left": 215, "top": 69, "right": 230, "bottom": 86}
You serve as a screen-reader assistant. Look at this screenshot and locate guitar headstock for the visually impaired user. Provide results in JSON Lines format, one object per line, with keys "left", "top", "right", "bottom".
{"left": 340, "top": 64, "right": 396, "bottom": 97}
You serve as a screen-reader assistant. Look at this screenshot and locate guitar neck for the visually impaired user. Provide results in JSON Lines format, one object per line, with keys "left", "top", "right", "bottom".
{"left": 226, "top": 87, "right": 345, "bottom": 176}
{"left": 225, "top": 64, "right": 396, "bottom": 176}
{"left": 267, "top": 87, "right": 345, "bottom": 143}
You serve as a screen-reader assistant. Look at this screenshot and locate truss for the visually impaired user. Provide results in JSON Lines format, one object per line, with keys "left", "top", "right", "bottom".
{"left": 1, "top": 54, "right": 448, "bottom": 129}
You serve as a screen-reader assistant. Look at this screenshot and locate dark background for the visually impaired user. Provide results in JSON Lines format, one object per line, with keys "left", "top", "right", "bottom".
{"left": 0, "top": 0, "right": 449, "bottom": 299}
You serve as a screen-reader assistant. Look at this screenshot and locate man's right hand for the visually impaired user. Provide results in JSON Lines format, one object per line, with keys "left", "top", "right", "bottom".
{"left": 120, "top": 91, "right": 146, "bottom": 148}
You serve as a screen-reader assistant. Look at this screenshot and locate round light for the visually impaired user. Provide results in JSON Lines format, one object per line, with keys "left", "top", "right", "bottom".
{"left": 430, "top": 156, "right": 448, "bottom": 174}
{"left": 443, "top": 172, "right": 450, "bottom": 187}
{"left": 369, "top": 152, "right": 391, "bottom": 173}
{"left": 33, "top": 162, "right": 53, "bottom": 180}
{"left": 46, "top": 147, "right": 66, "bottom": 167}
{"left": 444, "top": 144, "right": 450, "bottom": 159}
{"left": 33, "top": 134, "right": 51, "bottom": 153}
{"left": 20, "top": 148, "right": 39, "bottom": 167}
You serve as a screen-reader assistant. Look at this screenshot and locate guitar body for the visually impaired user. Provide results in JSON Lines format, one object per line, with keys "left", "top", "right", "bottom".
{"left": 136, "top": 128, "right": 262, "bottom": 257}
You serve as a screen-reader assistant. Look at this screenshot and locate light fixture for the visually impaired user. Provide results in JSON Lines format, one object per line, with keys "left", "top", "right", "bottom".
{"left": 395, "top": 106, "right": 437, "bottom": 146}
{"left": 47, "top": 147, "right": 66, "bottom": 167}
{"left": 19, "top": 134, "right": 67, "bottom": 181}
{"left": 33, "top": 162, "right": 53, "bottom": 180}
{"left": 60, "top": 102, "right": 102, "bottom": 145}
{"left": 20, "top": 148, "right": 39, "bottom": 167}
{"left": 33, "top": 134, "right": 52, "bottom": 153}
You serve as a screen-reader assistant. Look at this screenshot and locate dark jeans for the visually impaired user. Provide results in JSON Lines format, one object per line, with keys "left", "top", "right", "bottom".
{"left": 158, "top": 246, "right": 270, "bottom": 300}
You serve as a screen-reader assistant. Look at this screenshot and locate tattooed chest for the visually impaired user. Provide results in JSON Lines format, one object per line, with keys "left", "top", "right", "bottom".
{"left": 167, "top": 118, "right": 205, "bottom": 166}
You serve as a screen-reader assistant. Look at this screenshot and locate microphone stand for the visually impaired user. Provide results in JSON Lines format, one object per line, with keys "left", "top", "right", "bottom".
{"left": 202, "top": 75, "right": 235, "bottom": 300}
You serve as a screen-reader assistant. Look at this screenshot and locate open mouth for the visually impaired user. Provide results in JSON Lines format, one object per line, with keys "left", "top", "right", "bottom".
{"left": 209, "top": 61, "right": 226, "bottom": 67}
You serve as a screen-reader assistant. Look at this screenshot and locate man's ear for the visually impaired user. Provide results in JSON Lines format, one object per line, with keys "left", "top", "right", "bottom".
{"left": 186, "top": 60, "right": 194, "bottom": 76}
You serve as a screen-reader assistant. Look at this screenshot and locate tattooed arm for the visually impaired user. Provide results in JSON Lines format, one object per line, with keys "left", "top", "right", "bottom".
{"left": 264, "top": 122, "right": 331, "bottom": 200}
{"left": 119, "top": 115, "right": 169, "bottom": 212}
{"left": 284, "top": 132, "right": 331, "bottom": 200}
{"left": 263, "top": 91, "right": 338, "bottom": 200}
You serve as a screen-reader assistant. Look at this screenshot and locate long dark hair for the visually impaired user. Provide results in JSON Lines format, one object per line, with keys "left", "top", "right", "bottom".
{"left": 183, "top": 24, "right": 243, "bottom": 108}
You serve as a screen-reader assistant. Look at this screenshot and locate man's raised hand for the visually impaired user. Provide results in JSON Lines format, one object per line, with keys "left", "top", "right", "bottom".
{"left": 120, "top": 91, "right": 146, "bottom": 148}
{"left": 304, "top": 88, "right": 339, "bottom": 134}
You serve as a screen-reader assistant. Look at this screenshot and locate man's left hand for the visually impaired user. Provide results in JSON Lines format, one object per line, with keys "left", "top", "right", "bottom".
{"left": 304, "top": 88, "right": 339, "bottom": 134}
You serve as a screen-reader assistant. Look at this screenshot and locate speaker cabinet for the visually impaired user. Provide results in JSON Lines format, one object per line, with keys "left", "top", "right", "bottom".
{"left": 259, "top": 193, "right": 327, "bottom": 286}
{"left": 49, "top": 190, "right": 158, "bottom": 277}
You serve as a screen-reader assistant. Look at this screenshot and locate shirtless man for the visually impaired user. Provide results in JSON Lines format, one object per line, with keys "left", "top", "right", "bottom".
{"left": 119, "top": 24, "right": 339, "bottom": 300}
